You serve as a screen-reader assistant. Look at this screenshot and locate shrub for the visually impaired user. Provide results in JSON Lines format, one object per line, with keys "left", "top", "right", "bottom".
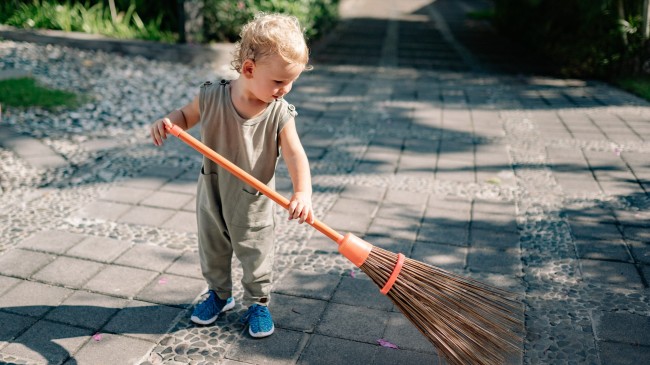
{"left": 493, "top": 0, "right": 646, "bottom": 78}
{"left": 203, "top": 0, "right": 339, "bottom": 43}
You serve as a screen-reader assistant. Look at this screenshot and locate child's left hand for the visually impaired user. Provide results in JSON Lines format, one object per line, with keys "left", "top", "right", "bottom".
{"left": 288, "top": 192, "right": 314, "bottom": 224}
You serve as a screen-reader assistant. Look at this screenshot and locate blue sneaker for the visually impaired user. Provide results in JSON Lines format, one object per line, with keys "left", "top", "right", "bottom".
{"left": 190, "top": 290, "right": 235, "bottom": 325}
{"left": 241, "top": 304, "right": 274, "bottom": 338}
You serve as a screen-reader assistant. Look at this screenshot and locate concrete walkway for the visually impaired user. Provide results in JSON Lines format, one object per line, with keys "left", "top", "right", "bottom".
{"left": 1, "top": 0, "right": 649, "bottom": 364}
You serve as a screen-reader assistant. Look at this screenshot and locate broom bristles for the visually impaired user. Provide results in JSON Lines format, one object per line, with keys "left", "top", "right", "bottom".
{"left": 361, "top": 246, "right": 523, "bottom": 365}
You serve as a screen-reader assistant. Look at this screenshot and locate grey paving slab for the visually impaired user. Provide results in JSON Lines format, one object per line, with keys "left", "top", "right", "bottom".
{"left": 0, "top": 249, "right": 54, "bottom": 279}
{"left": 119, "top": 176, "right": 169, "bottom": 190}
{"left": 321, "top": 211, "right": 371, "bottom": 236}
{"left": 83, "top": 265, "right": 158, "bottom": 299}
{"left": 32, "top": 256, "right": 105, "bottom": 288}
{"left": 411, "top": 242, "right": 467, "bottom": 273}
{"left": 330, "top": 276, "right": 393, "bottom": 311}
{"left": 273, "top": 270, "right": 341, "bottom": 301}
{"left": 0, "top": 275, "right": 20, "bottom": 296}
{"left": 103, "top": 300, "right": 184, "bottom": 342}
{"left": 467, "top": 247, "right": 522, "bottom": 275}
{"left": 99, "top": 186, "right": 152, "bottom": 204}
{"left": 164, "top": 250, "right": 202, "bottom": 279}
{"left": 1, "top": 320, "right": 90, "bottom": 365}
{"left": 69, "top": 333, "right": 155, "bottom": 365}
{"left": 366, "top": 217, "right": 418, "bottom": 243}
{"left": 575, "top": 239, "right": 633, "bottom": 262}
{"left": 117, "top": 206, "right": 176, "bottom": 227}
{"left": 0, "top": 281, "right": 73, "bottom": 317}
{"left": 45, "top": 291, "right": 127, "bottom": 331}
{"left": 315, "top": 303, "right": 388, "bottom": 344}
{"left": 373, "top": 346, "right": 442, "bottom": 365}
{"left": 17, "top": 230, "right": 87, "bottom": 254}
{"left": 328, "top": 197, "right": 378, "bottom": 217}
{"left": 225, "top": 328, "right": 306, "bottom": 365}
{"left": 297, "top": 334, "right": 377, "bottom": 365}
{"left": 269, "top": 294, "right": 328, "bottom": 332}
{"left": 470, "top": 228, "right": 520, "bottom": 251}
{"left": 580, "top": 260, "right": 644, "bottom": 289}
{"left": 140, "top": 191, "right": 194, "bottom": 210}
{"left": 66, "top": 236, "right": 132, "bottom": 263}
{"left": 629, "top": 241, "right": 650, "bottom": 264}
{"left": 74, "top": 201, "right": 132, "bottom": 221}
{"left": 160, "top": 179, "right": 198, "bottom": 195}
{"left": 135, "top": 274, "right": 205, "bottom": 308}
{"left": 0, "top": 311, "right": 37, "bottom": 347}
{"left": 592, "top": 311, "right": 650, "bottom": 346}
{"left": 597, "top": 341, "right": 650, "bottom": 365}
{"left": 164, "top": 211, "right": 198, "bottom": 233}
{"left": 621, "top": 225, "right": 650, "bottom": 243}
{"left": 114, "top": 244, "right": 182, "bottom": 272}
{"left": 417, "top": 225, "right": 468, "bottom": 246}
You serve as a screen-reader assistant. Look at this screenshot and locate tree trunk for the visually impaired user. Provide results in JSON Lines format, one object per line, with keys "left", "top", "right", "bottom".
{"left": 644, "top": 0, "right": 650, "bottom": 39}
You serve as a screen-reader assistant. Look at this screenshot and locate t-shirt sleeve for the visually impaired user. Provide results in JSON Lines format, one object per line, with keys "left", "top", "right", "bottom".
{"left": 278, "top": 100, "right": 298, "bottom": 133}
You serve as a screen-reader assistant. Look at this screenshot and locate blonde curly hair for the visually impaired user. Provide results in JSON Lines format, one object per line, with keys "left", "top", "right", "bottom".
{"left": 231, "top": 13, "right": 312, "bottom": 73}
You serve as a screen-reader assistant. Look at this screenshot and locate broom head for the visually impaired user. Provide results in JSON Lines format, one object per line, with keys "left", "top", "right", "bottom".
{"left": 338, "top": 233, "right": 523, "bottom": 365}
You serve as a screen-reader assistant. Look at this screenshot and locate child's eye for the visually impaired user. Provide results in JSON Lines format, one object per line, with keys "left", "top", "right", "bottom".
{"left": 274, "top": 80, "right": 283, "bottom": 84}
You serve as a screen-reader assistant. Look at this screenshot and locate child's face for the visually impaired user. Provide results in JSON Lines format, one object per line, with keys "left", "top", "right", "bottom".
{"left": 247, "top": 54, "right": 304, "bottom": 103}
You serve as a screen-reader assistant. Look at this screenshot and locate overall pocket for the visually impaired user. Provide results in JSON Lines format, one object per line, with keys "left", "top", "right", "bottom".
{"left": 231, "top": 188, "right": 274, "bottom": 228}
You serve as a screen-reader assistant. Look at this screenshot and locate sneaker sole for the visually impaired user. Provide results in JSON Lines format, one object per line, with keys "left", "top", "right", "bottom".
{"left": 190, "top": 298, "right": 236, "bottom": 325}
{"left": 249, "top": 325, "right": 274, "bottom": 338}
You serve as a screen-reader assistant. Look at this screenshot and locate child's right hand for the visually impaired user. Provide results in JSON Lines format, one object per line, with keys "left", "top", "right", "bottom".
{"left": 150, "top": 117, "right": 171, "bottom": 146}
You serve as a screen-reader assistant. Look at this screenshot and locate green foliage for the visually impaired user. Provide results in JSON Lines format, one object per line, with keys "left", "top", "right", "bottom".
{"left": 0, "top": 77, "right": 82, "bottom": 110}
{"left": 0, "top": 0, "right": 176, "bottom": 42}
{"left": 616, "top": 76, "right": 650, "bottom": 101}
{"left": 493, "top": 0, "right": 646, "bottom": 78}
{"left": 203, "top": 0, "right": 339, "bottom": 43}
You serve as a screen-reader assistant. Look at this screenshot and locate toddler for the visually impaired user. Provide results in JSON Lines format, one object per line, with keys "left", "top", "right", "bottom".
{"left": 150, "top": 13, "right": 314, "bottom": 338}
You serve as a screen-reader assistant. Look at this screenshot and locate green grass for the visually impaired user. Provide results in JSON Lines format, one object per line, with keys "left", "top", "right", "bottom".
{"left": 0, "top": 77, "right": 81, "bottom": 109}
{"left": 616, "top": 77, "right": 650, "bottom": 101}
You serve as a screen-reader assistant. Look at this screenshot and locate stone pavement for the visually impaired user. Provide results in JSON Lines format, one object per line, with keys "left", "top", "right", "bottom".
{"left": 1, "top": 0, "right": 649, "bottom": 364}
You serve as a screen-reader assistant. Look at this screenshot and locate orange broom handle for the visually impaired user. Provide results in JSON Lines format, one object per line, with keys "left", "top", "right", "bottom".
{"left": 164, "top": 120, "right": 344, "bottom": 243}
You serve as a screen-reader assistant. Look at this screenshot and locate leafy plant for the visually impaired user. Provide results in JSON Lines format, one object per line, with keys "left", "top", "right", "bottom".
{"left": 2, "top": 0, "right": 176, "bottom": 43}
{"left": 203, "top": 0, "right": 339, "bottom": 43}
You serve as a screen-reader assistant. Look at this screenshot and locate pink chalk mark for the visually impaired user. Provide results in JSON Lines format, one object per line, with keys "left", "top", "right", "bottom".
{"left": 377, "top": 339, "right": 399, "bottom": 349}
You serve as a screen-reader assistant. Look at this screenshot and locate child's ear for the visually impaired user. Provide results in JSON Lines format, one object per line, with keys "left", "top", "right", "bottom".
{"left": 241, "top": 59, "right": 255, "bottom": 79}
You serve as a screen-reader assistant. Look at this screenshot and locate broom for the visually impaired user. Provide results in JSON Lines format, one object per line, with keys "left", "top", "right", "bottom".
{"left": 163, "top": 120, "right": 523, "bottom": 365}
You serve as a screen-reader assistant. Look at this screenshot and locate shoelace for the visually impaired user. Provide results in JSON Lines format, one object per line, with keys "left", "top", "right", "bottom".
{"left": 240, "top": 304, "right": 268, "bottom": 324}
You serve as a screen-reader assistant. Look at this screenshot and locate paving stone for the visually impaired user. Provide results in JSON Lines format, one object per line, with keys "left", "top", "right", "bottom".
{"left": 114, "top": 244, "right": 182, "bottom": 272}
{"left": 373, "top": 347, "right": 442, "bottom": 365}
{"left": 140, "top": 191, "right": 194, "bottom": 210}
{"left": 103, "top": 300, "right": 184, "bottom": 342}
{"left": 32, "top": 256, "right": 105, "bottom": 288}
{"left": 0, "top": 275, "right": 21, "bottom": 296}
{"left": 470, "top": 228, "right": 520, "bottom": 250}
{"left": 100, "top": 186, "right": 152, "bottom": 204}
{"left": 0, "top": 281, "right": 73, "bottom": 317}
{"left": 119, "top": 176, "right": 169, "bottom": 190}
{"left": 69, "top": 333, "right": 155, "bottom": 365}
{"left": 117, "top": 206, "right": 176, "bottom": 227}
{"left": 467, "top": 247, "right": 522, "bottom": 275}
{"left": 329, "top": 197, "right": 378, "bottom": 217}
{"left": 83, "top": 265, "right": 158, "bottom": 299}
{"left": 75, "top": 201, "right": 132, "bottom": 221}
{"left": 226, "top": 328, "right": 306, "bottom": 365}
{"left": 580, "top": 260, "right": 644, "bottom": 289}
{"left": 471, "top": 211, "right": 518, "bottom": 232}
{"left": 135, "top": 274, "right": 205, "bottom": 308}
{"left": 366, "top": 217, "right": 418, "bottom": 242}
{"left": 2, "top": 320, "right": 90, "bottom": 365}
{"left": 45, "top": 291, "right": 127, "bottom": 331}
{"left": 620, "top": 225, "right": 650, "bottom": 243}
{"left": 592, "top": 311, "right": 650, "bottom": 345}
{"left": 160, "top": 179, "right": 197, "bottom": 195}
{"left": 322, "top": 211, "right": 371, "bottom": 236}
{"left": 269, "top": 293, "right": 328, "bottom": 332}
{"left": 361, "top": 234, "right": 412, "bottom": 257}
{"left": 384, "top": 189, "right": 428, "bottom": 206}
{"left": 316, "top": 303, "right": 388, "bottom": 343}
{"left": 411, "top": 242, "right": 467, "bottom": 273}
{"left": 66, "top": 236, "right": 132, "bottom": 263}
{"left": 0, "top": 249, "right": 55, "bottom": 279}
{"left": 417, "top": 225, "right": 468, "bottom": 246}
{"left": 597, "top": 341, "right": 650, "bottom": 365}
{"left": 297, "top": 334, "right": 377, "bottom": 365}
{"left": 339, "top": 184, "right": 386, "bottom": 202}
{"left": 330, "top": 276, "right": 393, "bottom": 311}
{"left": 575, "top": 239, "right": 632, "bottom": 262}
{"left": 17, "top": 230, "right": 86, "bottom": 254}
{"left": 273, "top": 270, "right": 340, "bottom": 301}
{"left": 164, "top": 211, "right": 197, "bottom": 233}
{"left": 164, "top": 250, "right": 202, "bottom": 278}
{"left": 570, "top": 222, "right": 623, "bottom": 240}
{"left": 0, "top": 311, "right": 37, "bottom": 345}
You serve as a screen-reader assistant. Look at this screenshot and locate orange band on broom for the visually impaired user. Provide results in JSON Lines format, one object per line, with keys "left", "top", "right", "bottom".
{"left": 163, "top": 120, "right": 523, "bottom": 365}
